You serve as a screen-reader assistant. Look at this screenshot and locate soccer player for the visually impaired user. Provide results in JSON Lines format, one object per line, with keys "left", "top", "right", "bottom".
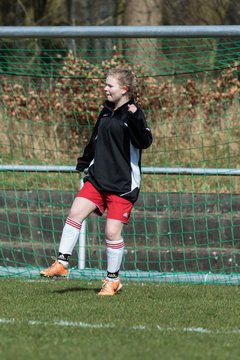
{"left": 40, "top": 68, "right": 153, "bottom": 295}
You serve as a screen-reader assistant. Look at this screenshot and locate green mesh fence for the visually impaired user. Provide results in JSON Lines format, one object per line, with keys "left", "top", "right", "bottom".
{"left": 1, "top": 36, "right": 240, "bottom": 284}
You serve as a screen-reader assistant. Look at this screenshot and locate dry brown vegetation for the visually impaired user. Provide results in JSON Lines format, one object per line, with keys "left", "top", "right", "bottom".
{"left": 1, "top": 52, "right": 240, "bottom": 192}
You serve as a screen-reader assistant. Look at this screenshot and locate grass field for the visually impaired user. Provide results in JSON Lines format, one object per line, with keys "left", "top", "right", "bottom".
{"left": 1, "top": 279, "right": 240, "bottom": 360}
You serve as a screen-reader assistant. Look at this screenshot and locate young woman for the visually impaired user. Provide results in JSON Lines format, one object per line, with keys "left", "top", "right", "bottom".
{"left": 40, "top": 68, "right": 153, "bottom": 295}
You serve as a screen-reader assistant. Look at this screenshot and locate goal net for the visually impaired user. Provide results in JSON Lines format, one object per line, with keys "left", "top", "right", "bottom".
{"left": 1, "top": 34, "right": 240, "bottom": 284}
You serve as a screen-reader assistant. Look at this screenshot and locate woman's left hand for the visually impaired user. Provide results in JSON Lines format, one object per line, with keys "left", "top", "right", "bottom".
{"left": 128, "top": 104, "right": 137, "bottom": 113}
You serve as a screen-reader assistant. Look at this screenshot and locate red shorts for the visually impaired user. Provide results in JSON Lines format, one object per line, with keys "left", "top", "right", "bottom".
{"left": 76, "top": 181, "right": 133, "bottom": 224}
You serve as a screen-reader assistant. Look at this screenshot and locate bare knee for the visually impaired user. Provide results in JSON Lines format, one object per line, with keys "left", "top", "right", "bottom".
{"left": 105, "top": 229, "right": 119, "bottom": 241}
{"left": 105, "top": 220, "right": 123, "bottom": 240}
{"left": 68, "top": 197, "right": 96, "bottom": 223}
{"left": 68, "top": 208, "right": 81, "bottom": 221}
{"left": 67, "top": 202, "right": 83, "bottom": 222}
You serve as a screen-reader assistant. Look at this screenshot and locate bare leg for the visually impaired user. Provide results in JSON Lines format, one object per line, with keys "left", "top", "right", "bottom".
{"left": 105, "top": 218, "right": 124, "bottom": 240}
{"left": 68, "top": 197, "right": 97, "bottom": 223}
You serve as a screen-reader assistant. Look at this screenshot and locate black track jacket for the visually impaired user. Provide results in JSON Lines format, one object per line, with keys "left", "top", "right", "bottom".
{"left": 76, "top": 99, "right": 153, "bottom": 203}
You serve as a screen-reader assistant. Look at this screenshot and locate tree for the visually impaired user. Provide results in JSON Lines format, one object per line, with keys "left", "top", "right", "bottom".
{"left": 123, "top": 0, "right": 163, "bottom": 74}
{"left": 163, "top": 0, "right": 232, "bottom": 25}
{"left": 124, "top": 0, "right": 163, "bottom": 25}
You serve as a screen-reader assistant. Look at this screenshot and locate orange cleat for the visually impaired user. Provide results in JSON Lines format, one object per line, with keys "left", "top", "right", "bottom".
{"left": 98, "top": 278, "right": 122, "bottom": 296}
{"left": 40, "top": 258, "right": 68, "bottom": 278}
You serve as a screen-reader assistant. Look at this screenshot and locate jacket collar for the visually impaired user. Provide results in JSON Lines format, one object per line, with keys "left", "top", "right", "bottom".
{"left": 104, "top": 98, "right": 136, "bottom": 114}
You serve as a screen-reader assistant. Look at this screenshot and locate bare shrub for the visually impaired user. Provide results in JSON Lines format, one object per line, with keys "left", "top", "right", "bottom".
{"left": 1, "top": 51, "right": 240, "bottom": 171}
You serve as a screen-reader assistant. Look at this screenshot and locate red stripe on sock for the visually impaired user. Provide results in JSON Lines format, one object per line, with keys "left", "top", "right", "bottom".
{"left": 66, "top": 217, "right": 81, "bottom": 230}
{"left": 106, "top": 242, "right": 124, "bottom": 249}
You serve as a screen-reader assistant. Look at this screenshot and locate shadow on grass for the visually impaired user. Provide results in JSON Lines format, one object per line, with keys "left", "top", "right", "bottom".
{"left": 39, "top": 277, "right": 101, "bottom": 294}
{"left": 53, "top": 286, "right": 99, "bottom": 294}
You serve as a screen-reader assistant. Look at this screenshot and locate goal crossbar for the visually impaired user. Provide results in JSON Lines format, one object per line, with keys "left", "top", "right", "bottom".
{"left": 0, "top": 25, "right": 240, "bottom": 39}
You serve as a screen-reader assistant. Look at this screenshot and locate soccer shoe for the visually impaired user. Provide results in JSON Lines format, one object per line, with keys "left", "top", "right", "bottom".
{"left": 40, "top": 258, "right": 68, "bottom": 278}
{"left": 97, "top": 278, "right": 122, "bottom": 296}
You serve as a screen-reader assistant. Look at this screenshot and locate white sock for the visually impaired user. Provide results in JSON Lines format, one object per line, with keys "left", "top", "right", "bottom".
{"left": 58, "top": 217, "right": 81, "bottom": 265}
{"left": 106, "top": 238, "right": 124, "bottom": 281}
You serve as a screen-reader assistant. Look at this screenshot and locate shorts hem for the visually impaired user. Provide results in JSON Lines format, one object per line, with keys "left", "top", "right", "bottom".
{"left": 106, "top": 216, "right": 130, "bottom": 224}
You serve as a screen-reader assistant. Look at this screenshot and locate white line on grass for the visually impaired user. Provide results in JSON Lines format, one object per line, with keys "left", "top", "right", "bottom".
{"left": 1, "top": 318, "right": 240, "bottom": 334}
{"left": 0, "top": 318, "right": 15, "bottom": 324}
{"left": 27, "top": 319, "right": 114, "bottom": 329}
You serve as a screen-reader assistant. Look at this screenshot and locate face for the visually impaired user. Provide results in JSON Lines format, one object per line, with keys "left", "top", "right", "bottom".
{"left": 104, "top": 75, "right": 128, "bottom": 106}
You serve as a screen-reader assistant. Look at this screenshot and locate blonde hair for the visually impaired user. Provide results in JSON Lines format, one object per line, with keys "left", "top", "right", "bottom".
{"left": 107, "top": 68, "right": 140, "bottom": 104}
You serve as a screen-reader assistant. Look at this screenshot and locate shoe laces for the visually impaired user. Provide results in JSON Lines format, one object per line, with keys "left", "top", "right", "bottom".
{"left": 101, "top": 279, "right": 119, "bottom": 289}
{"left": 101, "top": 280, "right": 115, "bottom": 289}
{"left": 48, "top": 257, "right": 58, "bottom": 267}
{"left": 101, "top": 280, "right": 109, "bottom": 288}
